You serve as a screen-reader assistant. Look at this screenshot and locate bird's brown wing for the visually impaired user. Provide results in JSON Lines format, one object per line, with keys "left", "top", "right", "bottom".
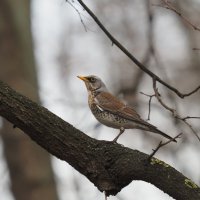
{"left": 95, "top": 92, "right": 146, "bottom": 123}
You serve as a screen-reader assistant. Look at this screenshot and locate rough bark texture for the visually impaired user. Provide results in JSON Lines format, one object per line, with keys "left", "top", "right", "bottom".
{"left": 0, "top": 81, "right": 199, "bottom": 199}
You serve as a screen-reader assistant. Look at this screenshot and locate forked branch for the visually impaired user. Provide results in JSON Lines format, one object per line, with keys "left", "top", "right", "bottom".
{"left": 140, "top": 92, "right": 155, "bottom": 120}
{"left": 152, "top": 78, "right": 200, "bottom": 141}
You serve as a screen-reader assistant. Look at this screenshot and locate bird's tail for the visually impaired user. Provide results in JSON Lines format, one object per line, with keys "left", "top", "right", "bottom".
{"left": 140, "top": 121, "right": 177, "bottom": 142}
{"left": 151, "top": 128, "right": 177, "bottom": 142}
{"left": 136, "top": 119, "right": 177, "bottom": 142}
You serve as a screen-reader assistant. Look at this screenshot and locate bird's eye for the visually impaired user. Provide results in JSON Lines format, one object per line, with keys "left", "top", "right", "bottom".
{"left": 90, "top": 77, "right": 96, "bottom": 83}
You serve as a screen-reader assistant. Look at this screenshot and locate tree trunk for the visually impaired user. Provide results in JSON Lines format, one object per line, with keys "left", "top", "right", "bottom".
{"left": 0, "top": 1, "right": 59, "bottom": 200}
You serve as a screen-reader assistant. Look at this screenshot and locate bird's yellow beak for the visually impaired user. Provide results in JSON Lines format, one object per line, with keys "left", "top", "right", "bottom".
{"left": 77, "top": 75, "right": 88, "bottom": 82}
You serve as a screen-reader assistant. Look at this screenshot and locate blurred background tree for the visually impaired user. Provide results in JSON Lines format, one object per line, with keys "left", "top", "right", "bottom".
{"left": 0, "top": 0, "right": 200, "bottom": 200}
{"left": 0, "top": 1, "right": 58, "bottom": 200}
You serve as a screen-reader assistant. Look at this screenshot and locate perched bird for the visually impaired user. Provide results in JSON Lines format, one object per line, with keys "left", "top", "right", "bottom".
{"left": 78, "top": 75, "right": 176, "bottom": 142}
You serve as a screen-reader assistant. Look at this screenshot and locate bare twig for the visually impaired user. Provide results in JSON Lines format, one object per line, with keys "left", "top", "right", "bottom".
{"left": 153, "top": 78, "right": 178, "bottom": 117}
{"left": 152, "top": 78, "right": 200, "bottom": 141}
{"left": 183, "top": 120, "right": 199, "bottom": 139}
{"left": 182, "top": 116, "right": 200, "bottom": 120}
{"left": 74, "top": 0, "right": 200, "bottom": 98}
{"left": 140, "top": 92, "right": 155, "bottom": 120}
{"left": 66, "top": 0, "right": 87, "bottom": 32}
{"left": 158, "top": 0, "right": 200, "bottom": 31}
{"left": 148, "top": 133, "right": 182, "bottom": 162}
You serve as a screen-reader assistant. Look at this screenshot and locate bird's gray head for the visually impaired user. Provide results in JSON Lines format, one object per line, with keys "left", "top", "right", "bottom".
{"left": 77, "top": 75, "right": 108, "bottom": 93}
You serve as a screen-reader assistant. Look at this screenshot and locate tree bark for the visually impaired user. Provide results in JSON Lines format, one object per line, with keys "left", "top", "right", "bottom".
{"left": 0, "top": 81, "right": 199, "bottom": 199}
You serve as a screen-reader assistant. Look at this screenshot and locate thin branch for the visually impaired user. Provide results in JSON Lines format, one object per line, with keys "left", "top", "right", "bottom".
{"left": 182, "top": 116, "right": 200, "bottom": 120}
{"left": 74, "top": 0, "right": 200, "bottom": 98}
{"left": 152, "top": 78, "right": 200, "bottom": 142}
{"left": 66, "top": 0, "right": 87, "bottom": 32}
{"left": 153, "top": 78, "right": 178, "bottom": 117}
{"left": 182, "top": 120, "right": 200, "bottom": 140}
{"left": 148, "top": 133, "right": 182, "bottom": 162}
{"left": 159, "top": 0, "right": 200, "bottom": 31}
{"left": 140, "top": 92, "right": 155, "bottom": 120}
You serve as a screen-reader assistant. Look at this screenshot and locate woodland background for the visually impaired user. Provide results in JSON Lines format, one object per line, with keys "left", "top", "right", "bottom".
{"left": 0, "top": 0, "right": 200, "bottom": 200}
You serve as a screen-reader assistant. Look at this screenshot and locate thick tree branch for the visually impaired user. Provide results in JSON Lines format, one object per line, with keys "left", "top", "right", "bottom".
{"left": 74, "top": 0, "right": 200, "bottom": 98}
{"left": 0, "top": 81, "right": 200, "bottom": 199}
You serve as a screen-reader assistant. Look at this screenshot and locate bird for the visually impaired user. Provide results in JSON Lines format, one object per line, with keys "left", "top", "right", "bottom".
{"left": 77, "top": 75, "right": 176, "bottom": 143}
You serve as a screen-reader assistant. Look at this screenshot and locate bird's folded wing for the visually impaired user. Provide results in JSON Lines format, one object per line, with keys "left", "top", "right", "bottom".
{"left": 95, "top": 92, "right": 151, "bottom": 125}
{"left": 95, "top": 92, "right": 158, "bottom": 129}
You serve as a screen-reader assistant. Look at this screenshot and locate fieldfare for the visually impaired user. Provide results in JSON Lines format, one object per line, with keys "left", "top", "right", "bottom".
{"left": 78, "top": 75, "right": 176, "bottom": 142}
